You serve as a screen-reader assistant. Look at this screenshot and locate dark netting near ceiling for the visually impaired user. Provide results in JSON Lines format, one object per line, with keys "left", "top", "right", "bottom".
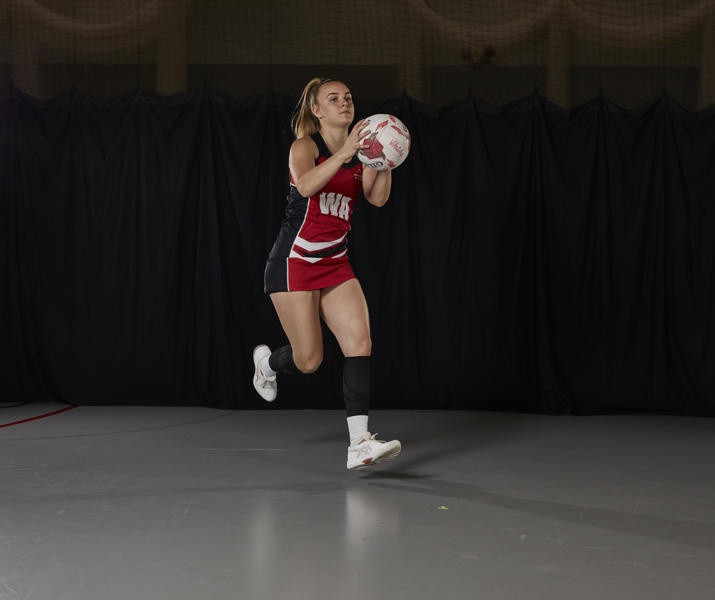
{"left": 1, "top": 0, "right": 713, "bottom": 109}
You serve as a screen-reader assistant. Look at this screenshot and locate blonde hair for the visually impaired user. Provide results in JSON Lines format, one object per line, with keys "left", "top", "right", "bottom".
{"left": 291, "top": 77, "right": 334, "bottom": 139}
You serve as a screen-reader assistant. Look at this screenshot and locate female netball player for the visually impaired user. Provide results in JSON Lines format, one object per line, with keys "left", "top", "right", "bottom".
{"left": 252, "top": 77, "right": 401, "bottom": 470}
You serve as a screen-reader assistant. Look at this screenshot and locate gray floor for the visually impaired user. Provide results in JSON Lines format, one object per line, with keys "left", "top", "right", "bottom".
{"left": 1, "top": 403, "right": 714, "bottom": 600}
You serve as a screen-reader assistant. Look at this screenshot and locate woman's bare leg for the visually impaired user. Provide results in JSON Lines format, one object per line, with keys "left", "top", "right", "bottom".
{"left": 319, "top": 278, "right": 373, "bottom": 449}
{"left": 270, "top": 290, "right": 323, "bottom": 373}
{"left": 319, "top": 278, "right": 371, "bottom": 357}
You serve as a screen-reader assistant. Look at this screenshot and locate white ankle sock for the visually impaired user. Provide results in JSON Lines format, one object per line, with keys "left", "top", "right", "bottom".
{"left": 347, "top": 415, "right": 369, "bottom": 446}
{"left": 259, "top": 355, "right": 276, "bottom": 377}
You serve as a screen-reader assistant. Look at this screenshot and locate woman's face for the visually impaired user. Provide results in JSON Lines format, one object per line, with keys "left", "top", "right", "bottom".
{"left": 313, "top": 81, "right": 354, "bottom": 128}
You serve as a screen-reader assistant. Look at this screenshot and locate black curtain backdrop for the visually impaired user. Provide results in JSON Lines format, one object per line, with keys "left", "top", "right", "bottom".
{"left": 1, "top": 86, "right": 714, "bottom": 415}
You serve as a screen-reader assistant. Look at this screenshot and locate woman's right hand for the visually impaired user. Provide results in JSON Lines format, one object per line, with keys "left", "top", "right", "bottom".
{"left": 337, "top": 119, "right": 370, "bottom": 161}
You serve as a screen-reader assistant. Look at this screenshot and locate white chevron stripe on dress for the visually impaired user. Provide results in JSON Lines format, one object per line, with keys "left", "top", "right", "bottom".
{"left": 293, "top": 233, "right": 346, "bottom": 253}
{"left": 288, "top": 250, "right": 323, "bottom": 263}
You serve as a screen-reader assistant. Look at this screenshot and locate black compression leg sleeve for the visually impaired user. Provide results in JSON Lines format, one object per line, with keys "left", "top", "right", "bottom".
{"left": 343, "top": 356, "right": 370, "bottom": 417}
{"left": 268, "top": 345, "right": 298, "bottom": 374}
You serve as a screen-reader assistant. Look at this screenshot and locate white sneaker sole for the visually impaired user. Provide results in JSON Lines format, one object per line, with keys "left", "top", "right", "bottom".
{"left": 348, "top": 442, "right": 402, "bottom": 470}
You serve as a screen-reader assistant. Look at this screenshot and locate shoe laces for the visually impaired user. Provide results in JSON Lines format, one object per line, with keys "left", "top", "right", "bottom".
{"left": 256, "top": 367, "right": 276, "bottom": 386}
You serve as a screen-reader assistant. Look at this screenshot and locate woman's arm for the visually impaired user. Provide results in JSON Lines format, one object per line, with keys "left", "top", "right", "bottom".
{"left": 289, "top": 121, "right": 368, "bottom": 198}
{"left": 362, "top": 167, "right": 392, "bottom": 207}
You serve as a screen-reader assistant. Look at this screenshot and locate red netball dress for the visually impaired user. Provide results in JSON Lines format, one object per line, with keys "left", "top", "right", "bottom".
{"left": 264, "top": 132, "right": 363, "bottom": 293}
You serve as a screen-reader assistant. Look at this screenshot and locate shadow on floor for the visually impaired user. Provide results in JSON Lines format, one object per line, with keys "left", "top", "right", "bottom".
{"left": 367, "top": 477, "right": 715, "bottom": 553}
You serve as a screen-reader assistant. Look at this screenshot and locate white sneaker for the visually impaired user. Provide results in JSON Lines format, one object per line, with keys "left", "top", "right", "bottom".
{"left": 347, "top": 432, "right": 402, "bottom": 470}
{"left": 252, "top": 344, "right": 277, "bottom": 402}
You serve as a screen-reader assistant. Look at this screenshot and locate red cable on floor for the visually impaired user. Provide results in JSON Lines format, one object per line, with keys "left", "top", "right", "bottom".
{"left": 0, "top": 405, "right": 78, "bottom": 428}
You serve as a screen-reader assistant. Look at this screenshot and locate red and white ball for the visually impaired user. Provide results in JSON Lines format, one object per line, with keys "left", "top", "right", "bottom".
{"left": 357, "top": 113, "right": 411, "bottom": 171}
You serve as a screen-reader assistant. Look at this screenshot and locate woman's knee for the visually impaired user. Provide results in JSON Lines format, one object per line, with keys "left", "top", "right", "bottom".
{"left": 344, "top": 335, "right": 372, "bottom": 357}
{"left": 294, "top": 351, "right": 323, "bottom": 374}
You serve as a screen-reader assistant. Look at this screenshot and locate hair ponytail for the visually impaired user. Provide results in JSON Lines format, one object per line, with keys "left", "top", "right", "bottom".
{"left": 292, "top": 77, "right": 332, "bottom": 139}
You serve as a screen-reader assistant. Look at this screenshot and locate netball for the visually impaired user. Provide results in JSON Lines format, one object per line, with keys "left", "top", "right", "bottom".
{"left": 357, "top": 113, "right": 411, "bottom": 171}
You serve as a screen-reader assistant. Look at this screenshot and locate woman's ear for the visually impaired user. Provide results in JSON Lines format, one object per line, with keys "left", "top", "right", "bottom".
{"left": 311, "top": 103, "right": 322, "bottom": 120}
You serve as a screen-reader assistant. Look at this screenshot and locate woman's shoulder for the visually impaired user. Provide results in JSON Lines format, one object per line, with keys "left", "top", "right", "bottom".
{"left": 290, "top": 135, "right": 319, "bottom": 158}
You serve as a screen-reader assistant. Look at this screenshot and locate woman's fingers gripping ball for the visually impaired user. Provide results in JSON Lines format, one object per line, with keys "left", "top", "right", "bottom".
{"left": 339, "top": 119, "right": 370, "bottom": 160}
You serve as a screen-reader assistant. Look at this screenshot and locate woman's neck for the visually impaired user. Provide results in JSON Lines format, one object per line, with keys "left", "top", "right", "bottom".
{"left": 318, "top": 125, "right": 349, "bottom": 155}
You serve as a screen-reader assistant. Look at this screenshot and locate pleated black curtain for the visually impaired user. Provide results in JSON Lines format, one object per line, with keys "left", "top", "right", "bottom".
{"left": 1, "top": 86, "right": 714, "bottom": 414}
